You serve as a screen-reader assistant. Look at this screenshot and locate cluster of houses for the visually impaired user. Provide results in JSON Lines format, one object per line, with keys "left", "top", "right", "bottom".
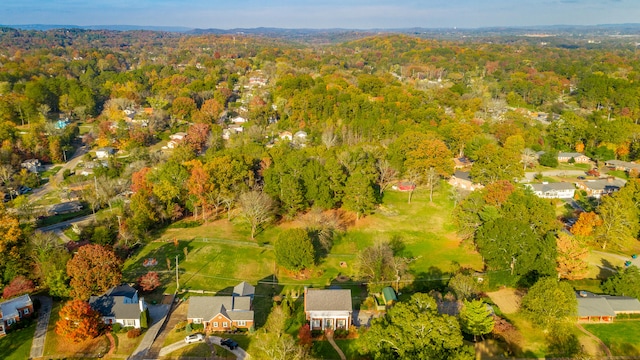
{"left": 3, "top": 279, "right": 640, "bottom": 338}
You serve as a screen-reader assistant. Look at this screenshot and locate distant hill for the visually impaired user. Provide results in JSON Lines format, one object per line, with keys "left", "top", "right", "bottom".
{"left": 2, "top": 24, "right": 193, "bottom": 32}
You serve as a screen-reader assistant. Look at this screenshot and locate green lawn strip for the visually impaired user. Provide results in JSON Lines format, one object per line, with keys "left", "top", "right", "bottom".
{"left": 43, "top": 302, "right": 62, "bottom": 357}
{"left": 502, "top": 313, "right": 547, "bottom": 358}
{"left": 168, "top": 342, "right": 211, "bottom": 357}
{"left": 311, "top": 339, "right": 361, "bottom": 360}
{"left": 583, "top": 321, "right": 640, "bottom": 356}
{"left": 0, "top": 321, "right": 36, "bottom": 360}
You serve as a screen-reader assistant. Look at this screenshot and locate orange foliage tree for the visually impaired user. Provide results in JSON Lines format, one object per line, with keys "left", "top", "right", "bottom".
{"left": 138, "top": 271, "right": 160, "bottom": 292}
{"left": 483, "top": 180, "right": 515, "bottom": 206}
{"left": 55, "top": 299, "right": 103, "bottom": 342}
{"left": 66, "top": 244, "right": 122, "bottom": 300}
{"left": 556, "top": 233, "right": 589, "bottom": 280}
{"left": 570, "top": 211, "right": 602, "bottom": 237}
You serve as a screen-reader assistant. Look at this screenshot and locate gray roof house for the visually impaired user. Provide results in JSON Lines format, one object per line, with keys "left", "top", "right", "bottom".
{"left": 48, "top": 200, "right": 83, "bottom": 215}
{"left": 304, "top": 288, "right": 352, "bottom": 330}
{"left": 576, "top": 178, "right": 626, "bottom": 198}
{"left": 89, "top": 284, "right": 147, "bottom": 329}
{"left": 558, "top": 152, "right": 590, "bottom": 163}
{"left": 525, "top": 182, "right": 576, "bottom": 199}
{"left": 577, "top": 291, "right": 640, "bottom": 323}
{"left": 0, "top": 294, "right": 34, "bottom": 336}
{"left": 187, "top": 281, "right": 255, "bottom": 332}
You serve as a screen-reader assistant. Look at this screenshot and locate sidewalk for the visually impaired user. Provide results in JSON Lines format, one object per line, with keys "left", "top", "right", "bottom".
{"left": 29, "top": 296, "right": 52, "bottom": 359}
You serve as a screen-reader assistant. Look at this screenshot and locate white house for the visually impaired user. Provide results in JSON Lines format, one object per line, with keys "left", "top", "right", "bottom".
{"left": 95, "top": 147, "right": 115, "bottom": 160}
{"left": 304, "top": 288, "right": 352, "bottom": 331}
{"left": 526, "top": 182, "right": 575, "bottom": 199}
{"left": 89, "top": 284, "right": 147, "bottom": 329}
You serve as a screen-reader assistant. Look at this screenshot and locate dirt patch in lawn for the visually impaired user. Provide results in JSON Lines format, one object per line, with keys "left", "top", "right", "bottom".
{"left": 487, "top": 288, "right": 523, "bottom": 314}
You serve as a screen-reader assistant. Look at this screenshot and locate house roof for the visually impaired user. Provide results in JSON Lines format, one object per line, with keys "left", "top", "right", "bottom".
{"left": 580, "top": 179, "right": 625, "bottom": 191}
{"left": 453, "top": 170, "right": 472, "bottom": 181}
{"left": 577, "top": 297, "right": 616, "bottom": 317}
{"left": 605, "top": 160, "right": 640, "bottom": 171}
{"left": 187, "top": 295, "right": 253, "bottom": 322}
{"left": 233, "top": 282, "right": 255, "bottom": 297}
{"left": 89, "top": 295, "right": 142, "bottom": 320}
{"left": 527, "top": 182, "right": 575, "bottom": 193}
{"left": 105, "top": 284, "right": 137, "bottom": 298}
{"left": 0, "top": 294, "right": 32, "bottom": 320}
{"left": 382, "top": 287, "right": 397, "bottom": 303}
{"left": 558, "top": 152, "right": 588, "bottom": 159}
{"left": 305, "top": 289, "right": 352, "bottom": 312}
{"left": 49, "top": 200, "right": 83, "bottom": 214}
{"left": 577, "top": 292, "right": 640, "bottom": 317}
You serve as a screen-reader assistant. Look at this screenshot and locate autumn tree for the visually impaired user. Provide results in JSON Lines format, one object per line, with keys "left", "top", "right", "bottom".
{"left": 556, "top": 233, "right": 589, "bottom": 280}
{"left": 138, "top": 271, "right": 161, "bottom": 292}
{"left": 459, "top": 299, "right": 495, "bottom": 341}
{"left": 67, "top": 244, "right": 122, "bottom": 300}
{"left": 55, "top": 299, "right": 103, "bottom": 342}
{"left": 238, "top": 191, "right": 274, "bottom": 239}
{"left": 570, "top": 211, "right": 602, "bottom": 237}
{"left": 2, "top": 275, "right": 35, "bottom": 299}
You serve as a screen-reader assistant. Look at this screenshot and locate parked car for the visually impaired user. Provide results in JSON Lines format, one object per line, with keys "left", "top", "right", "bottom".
{"left": 577, "top": 176, "right": 586, "bottom": 180}
{"left": 185, "top": 333, "right": 205, "bottom": 344}
{"left": 220, "top": 338, "right": 238, "bottom": 350}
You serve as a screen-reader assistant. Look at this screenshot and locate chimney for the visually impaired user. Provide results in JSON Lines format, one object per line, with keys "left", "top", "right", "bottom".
{"left": 139, "top": 298, "right": 146, "bottom": 312}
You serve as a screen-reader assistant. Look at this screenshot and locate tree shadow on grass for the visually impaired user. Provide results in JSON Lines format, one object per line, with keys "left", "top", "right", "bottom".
{"left": 254, "top": 274, "right": 282, "bottom": 329}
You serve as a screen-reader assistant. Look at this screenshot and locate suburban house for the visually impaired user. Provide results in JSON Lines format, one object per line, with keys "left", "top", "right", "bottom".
{"left": 449, "top": 171, "right": 484, "bottom": 191}
{"left": 95, "top": 147, "right": 116, "bottom": 160}
{"left": 304, "top": 288, "right": 352, "bottom": 331}
{"left": 557, "top": 152, "right": 590, "bottom": 163}
{"left": 453, "top": 157, "right": 473, "bottom": 169}
{"left": 0, "top": 294, "right": 34, "bottom": 336}
{"left": 525, "top": 182, "right": 576, "bottom": 199}
{"left": 293, "top": 131, "right": 308, "bottom": 145}
{"left": 187, "top": 281, "right": 255, "bottom": 332}
{"left": 167, "top": 132, "right": 188, "bottom": 149}
{"left": 604, "top": 160, "right": 640, "bottom": 174}
{"left": 577, "top": 292, "right": 640, "bottom": 323}
{"left": 89, "top": 284, "right": 147, "bottom": 329}
{"left": 576, "top": 178, "right": 625, "bottom": 198}
{"left": 48, "top": 200, "right": 83, "bottom": 215}
{"left": 20, "top": 159, "right": 42, "bottom": 173}
{"left": 231, "top": 116, "right": 248, "bottom": 124}
{"left": 279, "top": 131, "right": 293, "bottom": 141}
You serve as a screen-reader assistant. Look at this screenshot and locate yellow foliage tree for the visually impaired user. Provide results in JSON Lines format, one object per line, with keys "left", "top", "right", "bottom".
{"left": 570, "top": 211, "right": 602, "bottom": 237}
{"left": 556, "top": 232, "right": 589, "bottom": 280}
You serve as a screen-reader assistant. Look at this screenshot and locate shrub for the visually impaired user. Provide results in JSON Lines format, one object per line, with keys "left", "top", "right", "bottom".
{"left": 192, "top": 323, "right": 204, "bottom": 331}
{"left": 175, "top": 320, "right": 187, "bottom": 332}
{"left": 112, "top": 323, "right": 122, "bottom": 333}
{"left": 140, "top": 308, "right": 149, "bottom": 329}
{"left": 334, "top": 329, "right": 349, "bottom": 339}
{"left": 138, "top": 271, "right": 160, "bottom": 292}
{"left": 127, "top": 328, "right": 142, "bottom": 338}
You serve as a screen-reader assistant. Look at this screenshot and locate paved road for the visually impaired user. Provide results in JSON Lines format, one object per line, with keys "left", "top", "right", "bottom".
{"left": 30, "top": 145, "right": 88, "bottom": 203}
{"left": 38, "top": 214, "right": 95, "bottom": 232}
{"left": 29, "top": 296, "right": 52, "bottom": 359}
{"left": 129, "top": 302, "right": 171, "bottom": 360}
{"left": 523, "top": 170, "right": 588, "bottom": 182}
{"left": 158, "top": 335, "right": 249, "bottom": 359}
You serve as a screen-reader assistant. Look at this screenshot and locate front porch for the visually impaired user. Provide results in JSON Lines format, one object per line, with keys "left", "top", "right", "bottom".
{"left": 310, "top": 316, "right": 350, "bottom": 331}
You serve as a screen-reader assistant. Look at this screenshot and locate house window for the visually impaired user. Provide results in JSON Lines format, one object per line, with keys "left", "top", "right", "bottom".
{"left": 236, "top": 320, "right": 246, "bottom": 327}
{"left": 124, "top": 319, "right": 135, "bottom": 327}
{"left": 7, "top": 318, "right": 15, "bottom": 325}
{"left": 193, "top": 318, "right": 202, "bottom": 324}
{"left": 213, "top": 322, "right": 219, "bottom": 328}
{"left": 223, "top": 322, "right": 228, "bottom": 328}
{"left": 311, "top": 319, "right": 321, "bottom": 329}
{"left": 336, "top": 319, "right": 347, "bottom": 329}
{"left": 23, "top": 308, "right": 29, "bottom": 315}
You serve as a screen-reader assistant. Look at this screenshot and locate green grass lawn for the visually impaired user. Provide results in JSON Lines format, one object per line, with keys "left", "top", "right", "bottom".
{"left": 0, "top": 321, "right": 36, "bottom": 360}
{"left": 583, "top": 321, "right": 640, "bottom": 356}
{"left": 124, "top": 184, "right": 482, "bottom": 313}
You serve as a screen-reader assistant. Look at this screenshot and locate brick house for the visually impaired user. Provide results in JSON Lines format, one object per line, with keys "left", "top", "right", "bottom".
{"left": 187, "top": 282, "right": 255, "bottom": 332}
{"left": 0, "top": 294, "right": 34, "bottom": 336}
{"left": 304, "top": 288, "right": 352, "bottom": 331}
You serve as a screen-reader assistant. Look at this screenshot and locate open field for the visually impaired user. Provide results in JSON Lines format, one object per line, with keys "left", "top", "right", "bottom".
{"left": 124, "top": 186, "right": 482, "bottom": 298}
{"left": 583, "top": 321, "right": 640, "bottom": 356}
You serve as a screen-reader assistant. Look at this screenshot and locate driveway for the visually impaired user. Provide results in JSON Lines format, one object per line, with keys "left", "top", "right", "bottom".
{"left": 145, "top": 297, "right": 187, "bottom": 358}
{"left": 158, "top": 335, "right": 249, "bottom": 359}
{"left": 29, "top": 296, "right": 52, "bottom": 359}
{"left": 129, "top": 301, "right": 172, "bottom": 360}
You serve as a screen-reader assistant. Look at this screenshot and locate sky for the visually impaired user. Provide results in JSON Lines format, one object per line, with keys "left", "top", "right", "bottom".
{"left": 0, "top": 0, "right": 638, "bottom": 29}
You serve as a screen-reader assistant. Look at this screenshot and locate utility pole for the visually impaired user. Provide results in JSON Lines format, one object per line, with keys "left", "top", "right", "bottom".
{"left": 175, "top": 255, "right": 180, "bottom": 292}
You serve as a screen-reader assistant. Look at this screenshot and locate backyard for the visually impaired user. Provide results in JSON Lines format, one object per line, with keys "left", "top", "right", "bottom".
{"left": 583, "top": 321, "right": 640, "bottom": 356}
